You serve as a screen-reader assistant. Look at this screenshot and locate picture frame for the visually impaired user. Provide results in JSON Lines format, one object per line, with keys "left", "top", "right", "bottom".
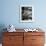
{"left": 20, "top": 5, "right": 34, "bottom": 22}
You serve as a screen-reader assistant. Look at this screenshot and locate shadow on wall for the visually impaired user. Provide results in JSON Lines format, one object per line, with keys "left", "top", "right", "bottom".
{"left": 0, "top": 24, "right": 7, "bottom": 43}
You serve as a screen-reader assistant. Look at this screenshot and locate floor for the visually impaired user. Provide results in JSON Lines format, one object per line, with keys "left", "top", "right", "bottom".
{"left": 0, "top": 44, "right": 2, "bottom": 46}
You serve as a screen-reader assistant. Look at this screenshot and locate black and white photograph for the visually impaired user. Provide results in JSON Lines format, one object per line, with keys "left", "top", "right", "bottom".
{"left": 20, "top": 5, "right": 34, "bottom": 22}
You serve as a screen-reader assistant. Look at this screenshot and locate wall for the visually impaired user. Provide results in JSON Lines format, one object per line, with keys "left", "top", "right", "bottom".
{"left": 0, "top": 0, "right": 46, "bottom": 44}
{"left": 0, "top": 0, "right": 46, "bottom": 29}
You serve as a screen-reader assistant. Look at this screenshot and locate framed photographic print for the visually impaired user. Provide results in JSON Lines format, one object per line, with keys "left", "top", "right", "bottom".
{"left": 20, "top": 5, "right": 34, "bottom": 22}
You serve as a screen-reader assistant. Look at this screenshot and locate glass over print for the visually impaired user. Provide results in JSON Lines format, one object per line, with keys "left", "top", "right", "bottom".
{"left": 20, "top": 5, "right": 34, "bottom": 22}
